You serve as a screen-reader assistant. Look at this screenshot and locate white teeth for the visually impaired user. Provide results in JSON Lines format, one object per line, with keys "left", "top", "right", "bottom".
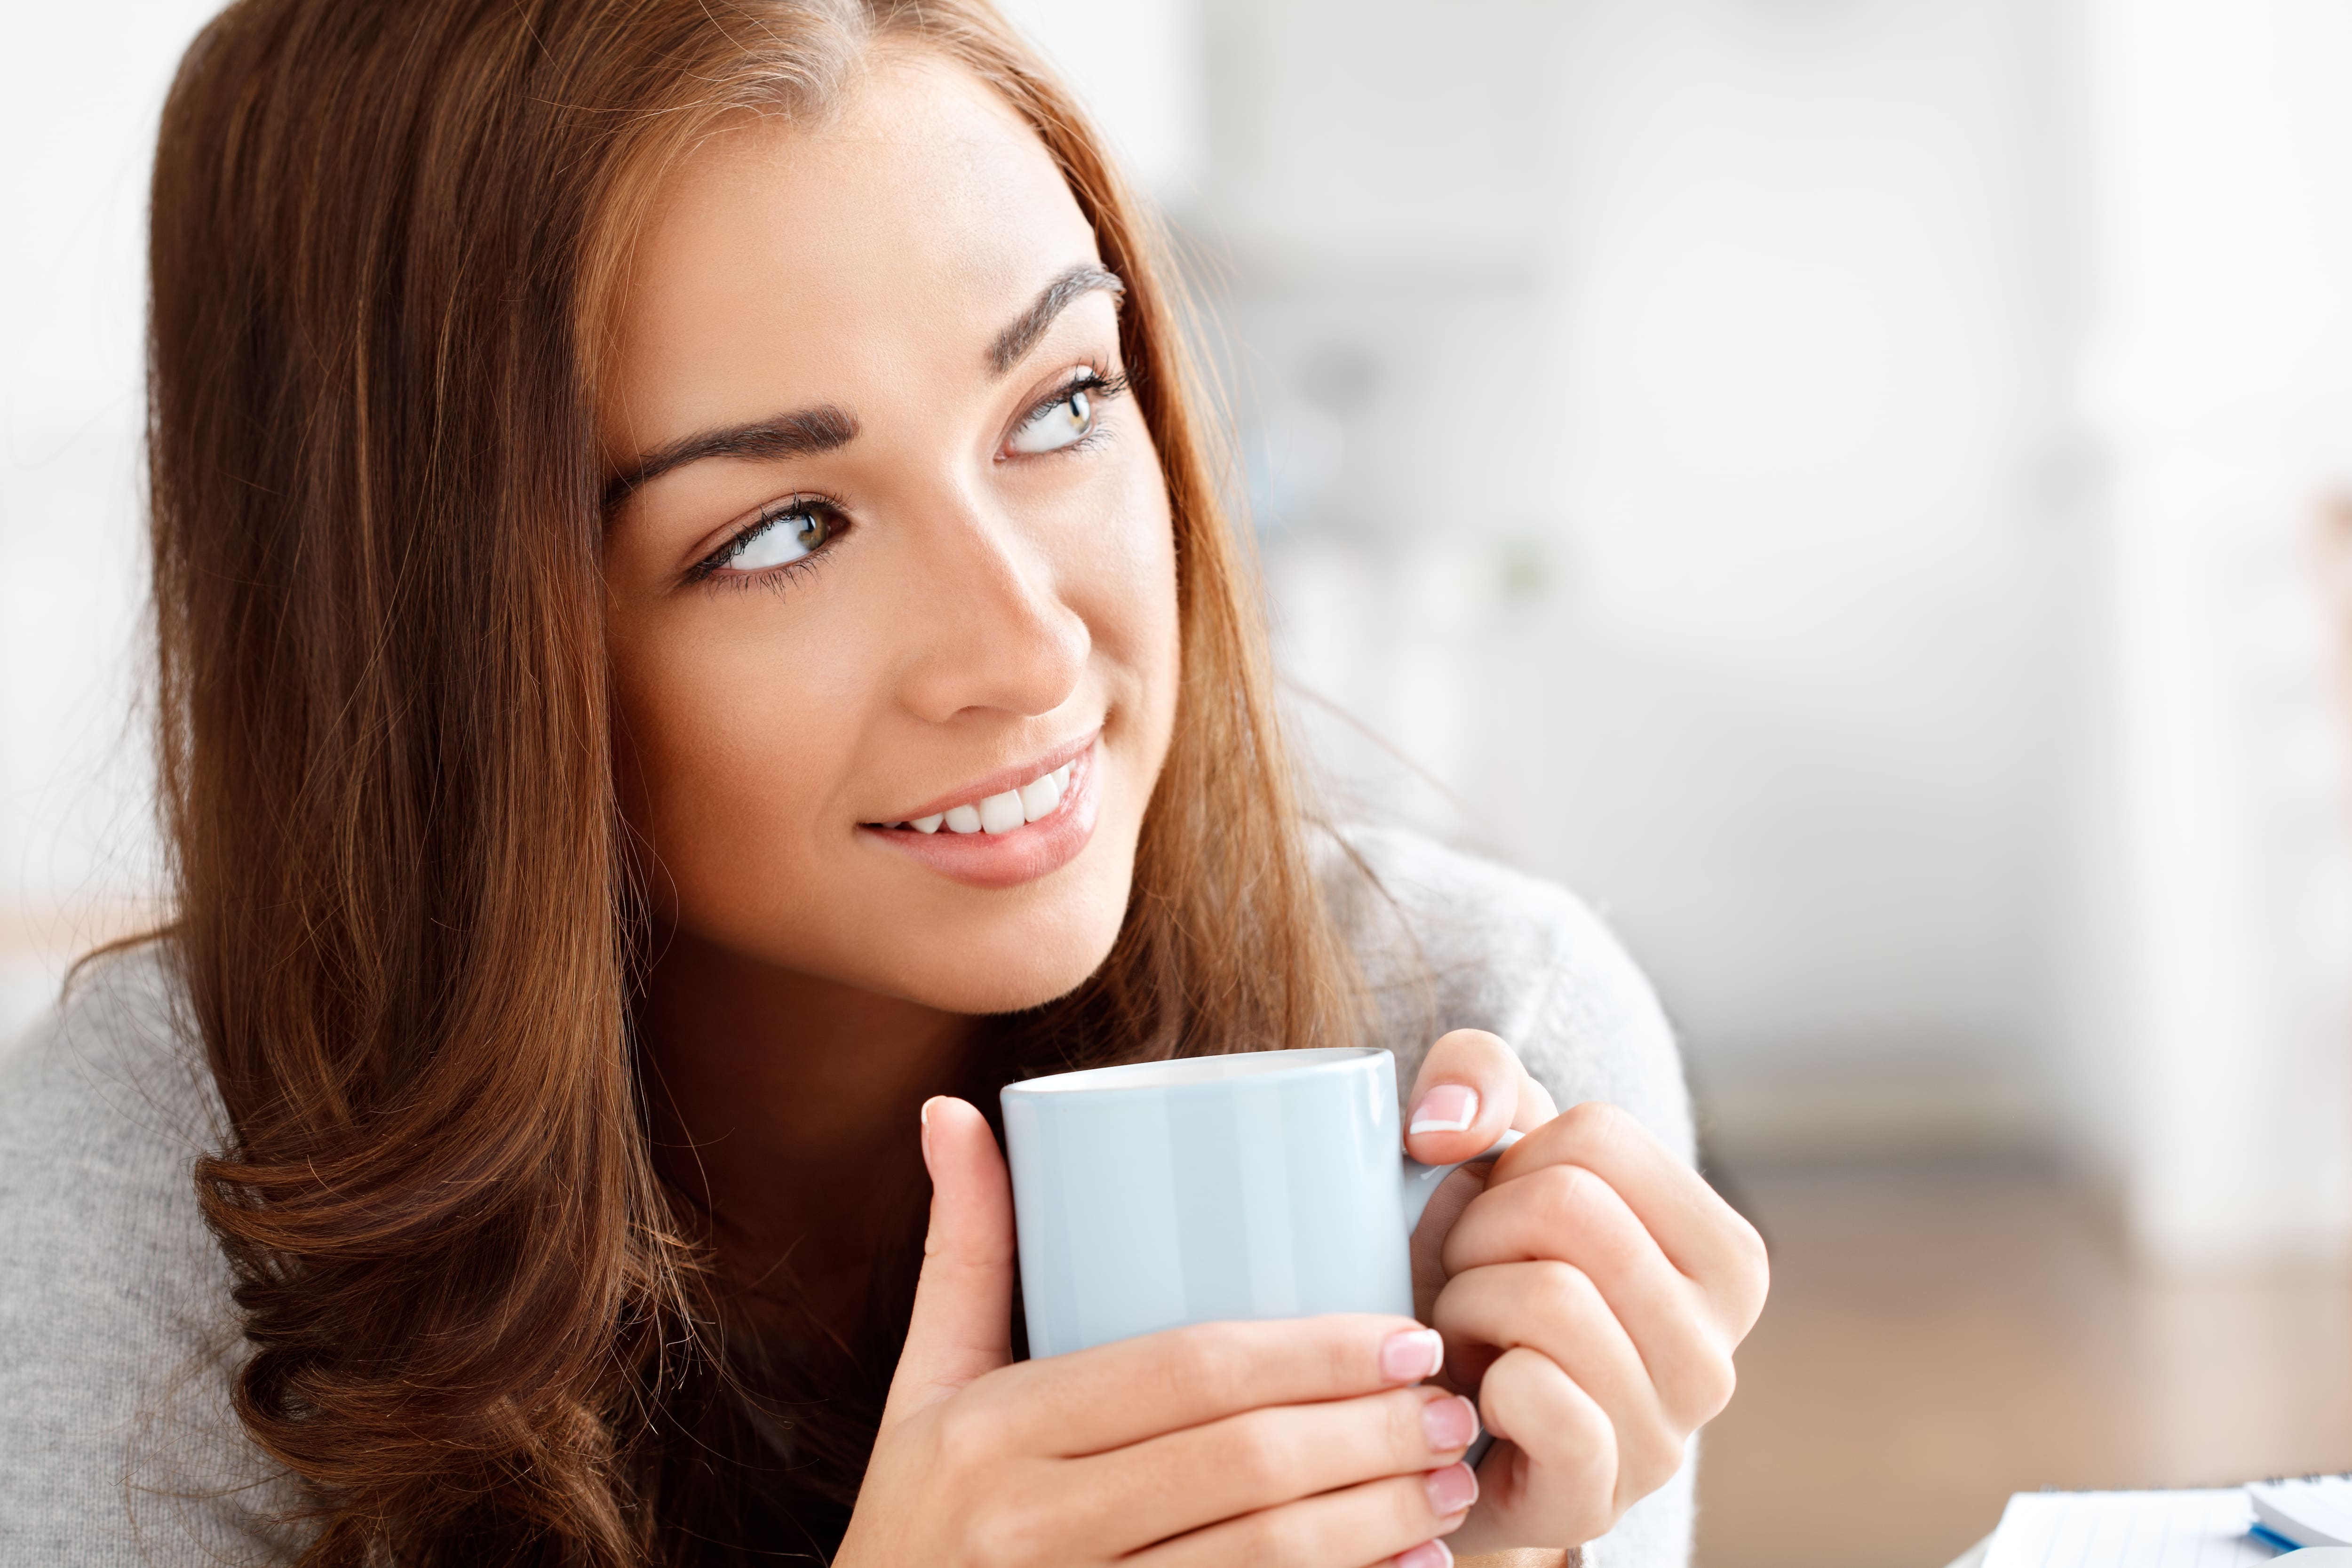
{"left": 903, "top": 754, "right": 1080, "bottom": 838}
{"left": 1017, "top": 771, "right": 1062, "bottom": 822}
{"left": 977, "top": 789, "right": 1025, "bottom": 834}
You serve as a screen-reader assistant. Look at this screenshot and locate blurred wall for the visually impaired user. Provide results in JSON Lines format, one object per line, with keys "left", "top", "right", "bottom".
{"left": 0, "top": 1, "right": 212, "bottom": 1033}
{"left": 1174, "top": 0, "right": 2352, "bottom": 1272}
{"left": 1188, "top": 0, "right": 2075, "bottom": 1163}
{"left": 2063, "top": 0, "right": 2352, "bottom": 1269}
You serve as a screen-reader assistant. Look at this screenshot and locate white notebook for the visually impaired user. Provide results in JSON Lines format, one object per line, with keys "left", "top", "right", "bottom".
{"left": 1981, "top": 1488, "right": 2276, "bottom": 1567}
{"left": 2250, "top": 1476, "right": 2352, "bottom": 1549}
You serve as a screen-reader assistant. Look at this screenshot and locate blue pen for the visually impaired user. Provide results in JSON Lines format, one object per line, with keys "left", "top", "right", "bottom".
{"left": 2250, "top": 1521, "right": 2303, "bottom": 1554}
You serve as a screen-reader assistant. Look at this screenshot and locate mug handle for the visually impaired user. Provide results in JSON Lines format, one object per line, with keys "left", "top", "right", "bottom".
{"left": 1399, "top": 1127, "right": 1522, "bottom": 1234}
{"left": 1398, "top": 1127, "right": 1522, "bottom": 1474}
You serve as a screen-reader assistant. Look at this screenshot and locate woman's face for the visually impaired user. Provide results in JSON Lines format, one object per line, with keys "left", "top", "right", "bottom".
{"left": 599, "top": 50, "right": 1179, "bottom": 1015}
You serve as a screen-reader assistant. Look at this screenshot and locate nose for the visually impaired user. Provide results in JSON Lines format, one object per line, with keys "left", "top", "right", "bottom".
{"left": 891, "top": 482, "right": 1089, "bottom": 725}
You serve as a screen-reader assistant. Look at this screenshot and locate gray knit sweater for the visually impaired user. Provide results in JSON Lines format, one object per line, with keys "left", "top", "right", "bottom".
{"left": 0, "top": 826, "right": 1696, "bottom": 1565}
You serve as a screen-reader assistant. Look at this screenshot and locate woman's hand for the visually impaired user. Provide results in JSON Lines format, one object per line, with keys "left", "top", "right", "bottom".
{"left": 1400, "top": 1032, "right": 1770, "bottom": 1556}
{"left": 836, "top": 1097, "right": 1480, "bottom": 1568}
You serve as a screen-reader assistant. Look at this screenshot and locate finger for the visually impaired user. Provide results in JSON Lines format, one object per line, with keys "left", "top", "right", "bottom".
{"left": 1484, "top": 1102, "right": 1766, "bottom": 1330}
{"left": 1403, "top": 1030, "right": 1545, "bottom": 1168}
{"left": 977, "top": 1314, "right": 1443, "bottom": 1457}
{"left": 1471, "top": 1345, "right": 1619, "bottom": 1547}
{"left": 1130, "top": 1463, "right": 1477, "bottom": 1568}
{"left": 880, "top": 1097, "right": 1016, "bottom": 1431}
{"left": 1434, "top": 1262, "right": 1681, "bottom": 1511}
{"left": 1410, "top": 1164, "right": 1490, "bottom": 1324}
{"left": 1441, "top": 1163, "right": 1736, "bottom": 1431}
{"left": 1069, "top": 1386, "right": 1480, "bottom": 1553}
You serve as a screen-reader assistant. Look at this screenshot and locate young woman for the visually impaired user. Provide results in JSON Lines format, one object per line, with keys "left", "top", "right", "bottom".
{"left": 0, "top": 1, "right": 1765, "bottom": 1564}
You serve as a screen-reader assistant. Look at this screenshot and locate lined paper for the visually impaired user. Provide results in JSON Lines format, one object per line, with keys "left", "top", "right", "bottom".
{"left": 1982, "top": 1489, "right": 2279, "bottom": 1568}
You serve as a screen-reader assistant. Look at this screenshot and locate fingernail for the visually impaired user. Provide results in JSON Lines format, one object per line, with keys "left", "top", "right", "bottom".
{"left": 1408, "top": 1085, "right": 1478, "bottom": 1134}
{"left": 1380, "top": 1327, "right": 1444, "bottom": 1384}
{"left": 1394, "top": 1542, "right": 1454, "bottom": 1568}
{"left": 1423, "top": 1460, "right": 1478, "bottom": 1517}
{"left": 1422, "top": 1394, "right": 1478, "bottom": 1453}
{"left": 918, "top": 1097, "right": 940, "bottom": 1171}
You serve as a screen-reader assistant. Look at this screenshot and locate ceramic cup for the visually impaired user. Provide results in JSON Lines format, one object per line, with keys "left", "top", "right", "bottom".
{"left": 999, "top": 1045, "right": 1518, "bottom": 1359}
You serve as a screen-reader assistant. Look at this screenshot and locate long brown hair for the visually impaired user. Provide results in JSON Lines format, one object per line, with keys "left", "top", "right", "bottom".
{"left": 148, "top": 0, "right": 1359, "bottom": 1560}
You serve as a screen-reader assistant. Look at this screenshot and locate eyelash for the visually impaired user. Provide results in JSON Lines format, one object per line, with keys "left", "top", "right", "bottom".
{"left": 684, "top": 496, "right": 843, "bottom": 594}
{"left": 1011, "top": 364, "right": 1130, "bottom": 457}
{"left": 682, "top": 365, "right": 1132, "bottom": 594}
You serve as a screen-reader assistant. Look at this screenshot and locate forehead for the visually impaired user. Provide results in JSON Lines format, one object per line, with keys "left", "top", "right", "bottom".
{"left": 602, "top": 48, "right": 1100, "bottom": 447}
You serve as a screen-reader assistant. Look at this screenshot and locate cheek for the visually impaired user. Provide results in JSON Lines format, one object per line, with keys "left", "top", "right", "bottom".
{"left": 607, "top": 598, "right": 866, "bottom": 923}
{"left": 1072, "top": 440, "right": 1181, "bottom": 721}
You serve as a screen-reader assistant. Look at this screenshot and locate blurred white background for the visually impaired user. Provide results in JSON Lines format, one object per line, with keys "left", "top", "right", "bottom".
{"left": 9, "top": 0, "right": 2352, "bottom": 1289}
{"left": 0, "top": 2, "right": 197, "bottom": 1028}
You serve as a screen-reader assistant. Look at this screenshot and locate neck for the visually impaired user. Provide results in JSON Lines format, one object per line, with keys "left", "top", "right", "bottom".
{"left": 635, "top": 926, "right": 978, "bottom": 1330}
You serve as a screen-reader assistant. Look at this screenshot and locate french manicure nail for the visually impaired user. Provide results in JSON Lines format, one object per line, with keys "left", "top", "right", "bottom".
{"left": 1380, "top": 1328, "right": 1444, "bottom": 1384}
{"left": 1408, "top": 1084, "right": 1478, "bottom": 1134}
{"left": 1423, "top": 1461, "right": 1478, "bottom": 1517}
{"left": 1393, "top": 1541, "right": 1453, "bottom": 1568}
{"left": 1422, "top": 1394, "right": 1478, "bottom": 1453}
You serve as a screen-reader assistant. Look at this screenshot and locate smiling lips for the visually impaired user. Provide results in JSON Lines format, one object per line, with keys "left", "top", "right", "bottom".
{"left": 863, "top": 738, "right": 1102, "bottom": 890}
{"left": 888, "top": 758, "right": 1073, "bottom": 836}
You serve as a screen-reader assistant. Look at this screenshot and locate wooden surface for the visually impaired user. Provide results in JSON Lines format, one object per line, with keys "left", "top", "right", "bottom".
{"left": 1691, "top": 1160, "right": 2352, "bottom": 1568}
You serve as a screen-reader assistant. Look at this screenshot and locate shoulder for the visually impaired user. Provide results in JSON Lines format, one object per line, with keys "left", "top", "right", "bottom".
{"left": 0, "top": 939, "right": 222, "bottom": 1192}
{"left": 1316, "top": 825, "right": 1693, "bottom": 1163}
{"left": 0, "top": 940, "right": 305, "bottom": 1563}
{"left": 0, "top": 943, "right": 228, "bottom": 1338}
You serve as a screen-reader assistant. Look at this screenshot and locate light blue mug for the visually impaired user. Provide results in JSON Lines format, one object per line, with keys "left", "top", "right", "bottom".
{"left": 999, "top": 1045, "right": 1518, "bottom": 1358}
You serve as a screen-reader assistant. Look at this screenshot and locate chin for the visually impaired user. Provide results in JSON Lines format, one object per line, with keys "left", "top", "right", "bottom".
{"left": 891, "top": 900, "right": 1128, "bottom": 1015}
{"left": 914, "top": 956, "right": 1110, "bottom": 1015}
{"left": 852, "top": 805, "right": 1147, "bottom": 1015}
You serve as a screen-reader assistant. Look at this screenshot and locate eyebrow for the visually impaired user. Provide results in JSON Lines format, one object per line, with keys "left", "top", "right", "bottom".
{"left": 604, "top": 263, "right": 1124, "bottom": 510}
{"left": 604, "top": 404, "right": 858, "bottom": 509}
{"left": 988, "top": 263, "right": 1124, "bottom": 374}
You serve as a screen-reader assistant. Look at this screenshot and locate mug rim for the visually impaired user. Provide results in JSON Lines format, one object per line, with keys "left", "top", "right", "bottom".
{"left": 1002, "top": 1045, "right": 1384, "bottom": 1099}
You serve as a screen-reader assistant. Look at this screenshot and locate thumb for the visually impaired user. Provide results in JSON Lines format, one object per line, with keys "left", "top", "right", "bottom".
{"left": 881, "top": 1095, "right": 1017, "bottom": 1431}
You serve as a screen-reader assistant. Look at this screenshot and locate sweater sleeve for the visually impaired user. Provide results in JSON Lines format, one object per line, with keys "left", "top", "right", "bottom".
{"left": 1322, "top": 826, "right": 1698, "bottom": 1568}
{"left": 0, "top": 945, "right": 309, "bottom": 1566}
